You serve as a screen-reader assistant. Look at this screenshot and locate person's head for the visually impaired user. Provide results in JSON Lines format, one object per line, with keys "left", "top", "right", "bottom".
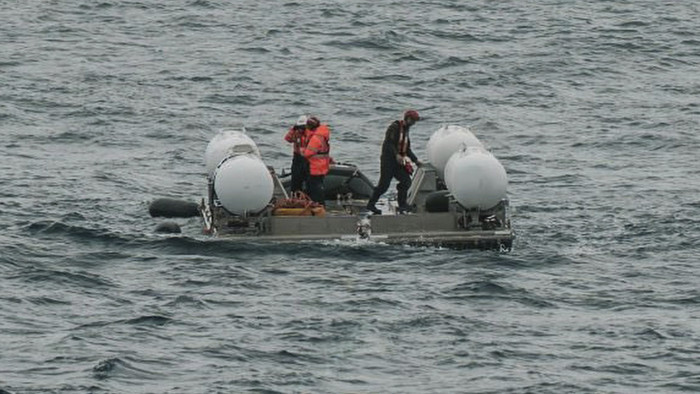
{"left": 404, "top": 110, "right": 420, "bottom": 126}
{"left": 294, "top": 115, "right": 308, "bottom": 131}
{"left": 306, "top": 116, "right": 321, "bottom": 130}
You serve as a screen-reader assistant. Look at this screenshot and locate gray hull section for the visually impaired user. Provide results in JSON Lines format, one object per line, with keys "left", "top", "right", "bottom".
{"left": 205, "top": 208, "right": 514, "bottom": 250}
{"left": 202, "top": 164, "right": 515, "bottom": 250}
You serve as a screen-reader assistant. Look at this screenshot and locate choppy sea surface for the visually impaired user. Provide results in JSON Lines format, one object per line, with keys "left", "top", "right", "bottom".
{"left": 1, "top": 1, "right": 699, "bottom": 393}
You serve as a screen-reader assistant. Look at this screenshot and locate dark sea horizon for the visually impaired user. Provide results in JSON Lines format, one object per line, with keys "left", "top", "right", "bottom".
{"left": 1, "top": 1, "right": 699, "bottom": 393}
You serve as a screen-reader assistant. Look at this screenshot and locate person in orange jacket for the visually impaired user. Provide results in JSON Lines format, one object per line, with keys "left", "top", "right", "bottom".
{"left": 284, "top": 115, "right": 311, "bottom": 193}
{"left": 302, "top": 116, "right": 331, "bottom": 204}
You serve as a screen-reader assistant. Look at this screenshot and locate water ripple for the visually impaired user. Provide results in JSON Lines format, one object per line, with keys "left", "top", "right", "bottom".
{"left": 1, "top": 0, "right": 699, "bottom": 392}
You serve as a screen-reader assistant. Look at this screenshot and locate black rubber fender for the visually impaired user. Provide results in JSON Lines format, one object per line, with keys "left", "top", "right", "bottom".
{"left": 148, "top": 198, "right": 199, "bottom": 218}
{"left": 425, "top": 190, "right": 450, "bottom": 213}
{"left": 154, "top": 221, "right": 182, "bottom": 234}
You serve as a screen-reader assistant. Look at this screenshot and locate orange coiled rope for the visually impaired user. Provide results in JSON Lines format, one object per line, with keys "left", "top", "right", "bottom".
{"left": 272, "top": 191, "right": 325, "bottom": 216}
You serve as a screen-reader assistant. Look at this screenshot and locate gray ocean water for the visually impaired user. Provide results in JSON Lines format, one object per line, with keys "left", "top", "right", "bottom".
{"left": 1, "top": 1, "right": 699, "bottom": 393}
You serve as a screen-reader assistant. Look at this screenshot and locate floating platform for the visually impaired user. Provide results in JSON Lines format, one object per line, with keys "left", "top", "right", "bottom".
{"left": 200, "top": 163, "right": 514, "bottom": 251}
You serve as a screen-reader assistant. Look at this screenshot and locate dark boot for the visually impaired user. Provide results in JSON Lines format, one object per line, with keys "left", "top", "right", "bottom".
{"left": 366, "top": 188, "right": 382, "bottom": 215}
{"left": 397, "top": 205, "right": 411, "bottom": 214}
{"left": 366, "top": 203, "right": 382, "bottom": 215}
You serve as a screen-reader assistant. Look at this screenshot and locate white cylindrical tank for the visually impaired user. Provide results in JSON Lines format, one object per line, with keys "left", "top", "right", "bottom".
{"left": 426, "top": 125, "right": 483, "bottom": 180}
{"left": 444, "top": 146, "right": 507, "bottom": 210}
{"left": 204, "top": 129, "right": 261, "bottom": 175}
{"left": 213, "top": 154, "right": 274, "bottom": 215}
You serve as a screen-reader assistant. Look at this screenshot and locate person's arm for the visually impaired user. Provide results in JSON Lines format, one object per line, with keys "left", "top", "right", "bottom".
{"left": 302, "top": 135, "right": 319, "bottom": 159}
{"left": 407, "top": 145, "right": 419, "bottom": 164}
{"left": 284, "top": 127, "right": 297, "bottom": 143}
{"left": 406, "top": 133, "right": 419, "bottom": 163}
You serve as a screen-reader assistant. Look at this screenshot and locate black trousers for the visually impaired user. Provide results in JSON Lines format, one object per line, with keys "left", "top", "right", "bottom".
{"left": 290, "top": 153, "right": 309, "bottom": 193}
{"left": 308, "top": 175, "right": 325, "bottom": 205}
{"left": 368, "top": 156, "right": 412, "bottom": 207}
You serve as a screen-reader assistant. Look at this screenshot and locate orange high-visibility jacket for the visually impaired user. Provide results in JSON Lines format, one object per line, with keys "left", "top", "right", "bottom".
{"left": 284, "top": 127, "right": 312, "bottom": 155}
{"left": 302, "top": 124, "right": 331, "bottom": 176}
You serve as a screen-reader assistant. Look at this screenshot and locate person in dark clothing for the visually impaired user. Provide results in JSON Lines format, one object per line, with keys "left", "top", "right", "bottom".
{"left": 366, "top": 110, "right": 423, "bottom": 215}
{"left": 284, "top": 115, "right": 311, "bottom": 193}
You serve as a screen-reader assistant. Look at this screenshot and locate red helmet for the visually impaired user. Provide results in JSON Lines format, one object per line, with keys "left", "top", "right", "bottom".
{"left": 404, "top": 110, "right": 420, "bottom": 121}
{"left": 306, "top": 116, "right": 320, "bottom": 129}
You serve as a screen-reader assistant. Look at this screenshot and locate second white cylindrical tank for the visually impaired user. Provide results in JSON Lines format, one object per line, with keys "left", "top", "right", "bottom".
{"left": 426, "top": 125, "right": 483, "bottom": 180}
{"left": 443, "top": 146, "right": 508, "bottom": 210}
